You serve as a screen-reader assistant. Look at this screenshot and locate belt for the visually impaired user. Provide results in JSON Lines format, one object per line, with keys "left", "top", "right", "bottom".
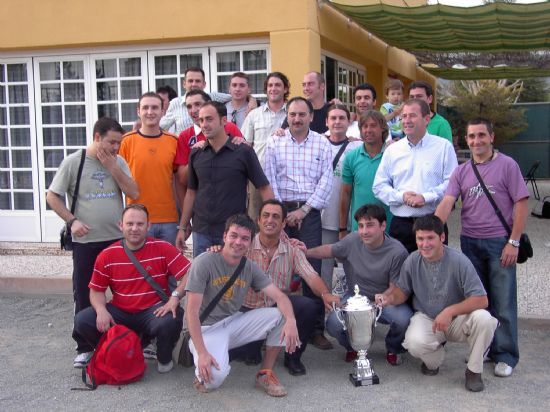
{"left": 282, "top": 200, "right": 307, "bottom": 210}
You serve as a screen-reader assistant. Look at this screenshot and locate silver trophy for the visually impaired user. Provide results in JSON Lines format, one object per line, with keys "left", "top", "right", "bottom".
{"left": 335, "top": 285, "right": 382, "bottom": 386}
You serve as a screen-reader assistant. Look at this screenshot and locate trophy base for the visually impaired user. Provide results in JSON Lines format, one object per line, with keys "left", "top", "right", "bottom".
{"left": 349, "top": 373, "right": 380, "bottom": 386}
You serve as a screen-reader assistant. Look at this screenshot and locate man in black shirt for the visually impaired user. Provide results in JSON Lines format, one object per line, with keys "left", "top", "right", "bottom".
{"left": 177, "top": 101, "right": 274, "bottom": 256}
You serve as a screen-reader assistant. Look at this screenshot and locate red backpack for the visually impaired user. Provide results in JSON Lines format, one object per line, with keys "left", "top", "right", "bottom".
{"left": 81, "top": 324, "right": 146, "bottom": 390}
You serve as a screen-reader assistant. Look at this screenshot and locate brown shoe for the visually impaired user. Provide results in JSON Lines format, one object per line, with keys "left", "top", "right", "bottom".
{"left": 193, "top": 377, "right": 210, "bottom": 393}
{"left": 465, "top": 368, "right": 485, "bottom": 392}
{"left": 310, "top": 334, "right": 333, "bottom": 350}
{"left": 255, "top": 369, "right": 287, "bottom": 397}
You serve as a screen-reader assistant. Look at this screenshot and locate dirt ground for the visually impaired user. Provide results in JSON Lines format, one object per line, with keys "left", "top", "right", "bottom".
{"left": 1, "top": 295, "right": 549, "bottom": 411}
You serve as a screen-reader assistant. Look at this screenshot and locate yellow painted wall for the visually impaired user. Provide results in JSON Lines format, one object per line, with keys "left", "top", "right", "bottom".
{"left": 0, "top": 0, "right": 435, "bottom": 101}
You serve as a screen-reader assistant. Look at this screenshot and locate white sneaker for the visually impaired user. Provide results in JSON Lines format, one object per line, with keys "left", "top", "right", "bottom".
{"left": 158, "top": 360, "right": 174, "bottom": 374}
{"left": 73, "top": 352, "right": 93, "bottom": 368}
{"left": 143, "top": 342, "right": 157, "bottom": 360}
{"left": 494, "top": 362, "right": 513, "bottom": 377}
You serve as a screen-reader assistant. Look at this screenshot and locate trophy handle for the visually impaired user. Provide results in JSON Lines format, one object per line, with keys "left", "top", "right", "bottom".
{"left": 374, "top": 305, "right": 382, "bottom": 327}
{"left": 333, "top": 303, "right": 347, "bottom": 331}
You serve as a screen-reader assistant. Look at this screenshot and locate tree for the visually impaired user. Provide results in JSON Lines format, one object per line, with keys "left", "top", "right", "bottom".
{"left": 515, "top": 78, "right": 550, "bottom": 103}
{"left": 439, "top": 79, "right": 527, "bottom": 146}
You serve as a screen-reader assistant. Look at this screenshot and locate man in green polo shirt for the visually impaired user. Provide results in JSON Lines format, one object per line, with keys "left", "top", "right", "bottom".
{"left": 339, "top": 110, "right": 391, "bottom": 238}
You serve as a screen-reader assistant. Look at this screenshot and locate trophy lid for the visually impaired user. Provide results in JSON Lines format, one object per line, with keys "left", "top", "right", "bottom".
{"left": 344, "top": 285, "right": 374, "bottom": 311}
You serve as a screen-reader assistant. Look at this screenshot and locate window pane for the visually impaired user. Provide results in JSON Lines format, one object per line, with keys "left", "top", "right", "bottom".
{"left": 0, "top": 171, "right": 10, "bottom": 189}
{"left": 120, "top": 58, "right": 141, "bottom": 77}
{"left": 121, "top": 80, "right": 141, "bottom": 100}
{"left": 243, "top": 50, "right": 267, "bottom": 71}
{"left": 12, "top": 150, "right": 31, "bottom": 168}
{"left": 8, "top": 85, "right": 28, "bottom": 104}
{"left": 180, "top": 55, "right": 203, "bottom": 73}
{"left": 41, "top": 84, "right": 61, "bottom": 103}
{"left": 0, "top": 128, "right": 7, "bottom": 146}
{"left": 43, "top": 127, "right": 64, "bottom": 146}
{"left": 0, "top": 85, "right": 5, "bottom": 104}
{"left": 39, "top": 62, "right": 60, "bottom": 81}
{"left": 45, "top": 171, "right": 56, "bottom": 188}
{"left": 0, "top": 150, "right": 9, "bottom": 168}
{"left": 97, "top": 81, "right": 118, "bottom": 101}
{"left": 10, "top": 107, "right": 29, "bottom": 125}
{"left": 65, "top": 126, "right": 87, "bottom": 146}
{"left": 65, "top": 105, "right": 86, "bottom": 124}
{"left": 97, "top": 104, "right": 118, "bottom": 120}
{"left": 155, "top": 78, "right": 178, "bottom": 92}
{"left": 0, "top": 64, "right": 4, "bottom": 82}
{"left": 63, "top": 61, "right": 84, "bottom": 80}
{"left": 0, "top": 107, "right": 6, "bottom": 125}
{"left": 44, "top": 149, "right": 64, "bottom": 168}
{"left": 155, "top": 56, "right": 177, "bottom": 75}
{"left": 13, "top": 171, "right": 32, "bottom": 189}
{"left": 248, "top": 73, "right": 267, "bottom": 95}
{"left": 11, "top": 128, "right": 30, "bottom": 146}
{"left": 96, "top": 59, "right": 117, "bottom": 79}
{"left": 8, "top": 64, "right": 28, "bottom": 82}
{"left": 217, "top": 52, "right": 239, "bottom": 73}
{"left": 14, "top": 192, "right": 33, "bottom": 210}
{"left": 42, "top": 106, "right": 63, "bottom": 124}
{"left": 217, "top": 75, "right": 231, "bottom": 93}
{"left": 121, "top": 103, "right": 137, "bottom": 122}
{"left": 64, "top": 83, "right": 85, "bottom": 102}
{"left": 0, "top": 192, "right": 11, "bottom": 209}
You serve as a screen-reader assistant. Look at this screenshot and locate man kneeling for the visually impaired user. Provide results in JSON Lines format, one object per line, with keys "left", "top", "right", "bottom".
{"left": 376, "top": 215, "right": 497, "bottom": 392}
{"left": 74, "top": 204, "right": 191, "bottom": 373}
{"left": 185, "top": 214, "right": 300, "bottom": 397}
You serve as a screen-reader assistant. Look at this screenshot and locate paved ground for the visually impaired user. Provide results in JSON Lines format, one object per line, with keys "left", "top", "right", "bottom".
{"left": 0, "top": 295, "right": 549, "bottom": 412}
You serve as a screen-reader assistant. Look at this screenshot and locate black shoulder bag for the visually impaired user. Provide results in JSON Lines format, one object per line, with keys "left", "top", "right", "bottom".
{"left": 332, "top": 140, "right": 350, "bottom": 171}
{"left": 471, "top": 160, "right": 533, "bottom": 264}
{"left": 60, "top": 149, "right": 86, "bottom": 251}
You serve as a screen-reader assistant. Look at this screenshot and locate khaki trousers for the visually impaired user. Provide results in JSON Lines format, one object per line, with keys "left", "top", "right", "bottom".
{"left": 403, "top": 310, "right": 497, "bottom": 373}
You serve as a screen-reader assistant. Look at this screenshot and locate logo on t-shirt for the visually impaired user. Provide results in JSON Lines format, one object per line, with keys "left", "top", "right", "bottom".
{"left": 468, "top": 183, "right": 495, "bottom": 199}
{"left": 188, "top": 136, "right": 197, "bottom": 148}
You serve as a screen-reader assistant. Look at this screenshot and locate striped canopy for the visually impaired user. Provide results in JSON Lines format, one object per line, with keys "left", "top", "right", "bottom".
{"left": 329, "top": 1, "right": 550, "bottom": 79}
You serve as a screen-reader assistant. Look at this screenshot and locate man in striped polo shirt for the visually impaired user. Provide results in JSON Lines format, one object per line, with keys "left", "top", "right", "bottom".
{"left": 74, "top": 204, "right": 191, "bottom": 373}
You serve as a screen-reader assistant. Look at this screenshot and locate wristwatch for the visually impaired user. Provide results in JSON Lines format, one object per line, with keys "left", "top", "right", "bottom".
{"left": 508, "top": 239, "right": 520, "bottom": 248}
{"left": 171, "top": 290, "right": 181, "bottom": 299}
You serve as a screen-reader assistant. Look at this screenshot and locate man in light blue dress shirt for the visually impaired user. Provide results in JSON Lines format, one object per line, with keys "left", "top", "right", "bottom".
{"left": 373, "top": 99, "right": 458, "bottom": 252}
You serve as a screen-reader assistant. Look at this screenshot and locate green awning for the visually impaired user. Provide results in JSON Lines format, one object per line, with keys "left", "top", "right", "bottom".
{"left": 329, "top": 1, "right": 550, "bottom": 79}
{"left": 329, "top": 1, "right": 550, "bottom": 52}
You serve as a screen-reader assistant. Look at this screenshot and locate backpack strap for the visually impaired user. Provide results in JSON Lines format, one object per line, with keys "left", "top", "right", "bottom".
{"left": 122, "top": 239, "right": 169, "bottom": 302}
{"left": 199, "top": 256, "right": 246, "bottom": 323}
{"left": 332, "top": 140, "right": 350, "bottom": 171}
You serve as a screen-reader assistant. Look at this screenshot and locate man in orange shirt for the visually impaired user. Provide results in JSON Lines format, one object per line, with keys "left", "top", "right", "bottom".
{"left": 119, "top": 92, "right": 179, "bottom": 245}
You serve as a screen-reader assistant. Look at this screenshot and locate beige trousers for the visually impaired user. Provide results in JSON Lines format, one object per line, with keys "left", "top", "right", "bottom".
{"left": 403, "top": 310, "right": 497, "bottom": 373}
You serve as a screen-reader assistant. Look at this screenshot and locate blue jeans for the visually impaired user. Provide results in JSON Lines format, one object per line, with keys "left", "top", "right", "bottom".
{"left": 193, "top": 231, "right": 224, "bottom": 258}
{"left": 326, "top": 295, "right": 412, "bottom": 354}
{"left": 460, "top": 235, "right": 519, "bottom": 367}
{"left": 147, "top": 222, "right": 178, "bottom": 246}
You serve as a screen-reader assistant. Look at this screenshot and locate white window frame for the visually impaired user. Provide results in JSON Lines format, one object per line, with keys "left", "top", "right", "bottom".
{"left": 147, "top": 47, "right": 210, "bottom": 96}
{"left": 0, "top": 57, "right": 41, "bottom": 240}
{"left": 209, "top": 43, "right": 270, "bottom": 98}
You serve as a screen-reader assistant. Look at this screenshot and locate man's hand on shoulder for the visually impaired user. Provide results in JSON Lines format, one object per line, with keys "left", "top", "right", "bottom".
{"left": 288, "top": 238, "right": 306, "bottom": 253}
{"left": 206, "top": 244, "right": 223, "bottom": 253}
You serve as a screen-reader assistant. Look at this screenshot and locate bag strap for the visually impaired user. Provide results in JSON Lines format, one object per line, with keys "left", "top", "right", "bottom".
{"left": 471, "top": 160, "right": 512, "bottom": 236}
{"left": 199, "top": 256, "right": 246, "bottom": 324}
{"left": 122, "top": 239, "right": 169, "bottom": 302}
{"left": 332, "top": 140, "right": 350, "bottom": 171}
{"left": 69, "top": 149, "right": 86, "bottom": 215}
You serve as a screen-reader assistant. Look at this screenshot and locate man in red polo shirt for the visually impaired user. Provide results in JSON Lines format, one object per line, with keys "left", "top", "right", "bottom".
{"left": 175, "top": 89, "right": 242, "bottom": 206}
{"left": 74, "top": 204, "right": 191, "bottom": 373}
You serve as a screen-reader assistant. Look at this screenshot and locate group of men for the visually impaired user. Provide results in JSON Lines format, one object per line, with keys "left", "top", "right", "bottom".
{"left": 47, "top": 67, "right": 529, "bottom": 396}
